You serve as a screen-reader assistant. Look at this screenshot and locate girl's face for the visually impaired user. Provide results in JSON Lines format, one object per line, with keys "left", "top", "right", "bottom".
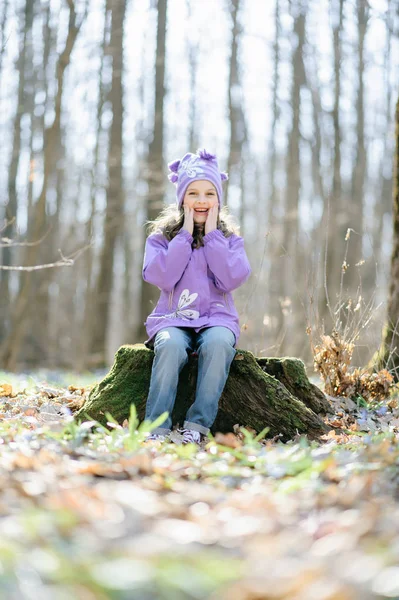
{"left": 183, "top": 180, "right": 218, "bottom": 225}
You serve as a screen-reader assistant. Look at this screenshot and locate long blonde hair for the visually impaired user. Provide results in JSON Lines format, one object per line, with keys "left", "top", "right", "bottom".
{"left": 146, "top": 203, "right": 240, "bottom": 249}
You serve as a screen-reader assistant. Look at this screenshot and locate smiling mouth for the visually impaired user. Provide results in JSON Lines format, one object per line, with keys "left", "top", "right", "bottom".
{"left": 194, "top": 208, "right": 208, "bottom": 214}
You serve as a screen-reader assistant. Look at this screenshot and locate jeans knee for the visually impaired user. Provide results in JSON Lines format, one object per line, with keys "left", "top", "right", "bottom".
{"left": 155, "top": 335, "right": 187, "bottom": 362}
{"left": 199, "top": 338, "right": 235, "bottom": 359}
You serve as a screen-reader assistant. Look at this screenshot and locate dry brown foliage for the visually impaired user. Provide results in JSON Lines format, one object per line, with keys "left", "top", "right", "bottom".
{"left": 313, "top": 330, "right": 395, "bottom": 401}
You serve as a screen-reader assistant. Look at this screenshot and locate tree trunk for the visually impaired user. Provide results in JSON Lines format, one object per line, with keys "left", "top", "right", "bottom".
{"left": 225, "top": 0, "right": 247, "bottom": 218}
{"left": 79, "top": 4, "right": 109, "bottom": 370}
{"left": 266, "top": 0, "right": 282, "bottom": 352}
{"left": 0, "top": 0, "right": 82, "bottom": 370}
{"left": 89, "top": 0, "right": 126, "bottom": 364}
{"left": 318, "top": 0, "right": 344, "bottom": 330}
{"left": 346, "top": 0, "right": 368, "bottom": 293}
{"left": 138, "top": 0, "right": 167, "bottom": 343}
{"left": 370, "top": 10, "right": 393, "bottom": 293}
{"left": 186, "top": 0, "right": 198, "bottom": 152}
{"left": 374, "top": 97, "right": 399, "bottom": 378}
{"left": 277, "top": 0, "right": 306, "bottom": 355}
{"left": 76, "top": 345, "right": 332, "bottom": 441}
{"left": 23, "top": 2, "right": 57, "bottom": 367}
{"left": 0, "top": 0, "right": 9, "bottom": 66}
{"left": 0, "top": 1, "right": 33, "bottom": 343}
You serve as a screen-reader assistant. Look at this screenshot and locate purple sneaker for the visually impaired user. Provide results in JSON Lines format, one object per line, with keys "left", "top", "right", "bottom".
{"left": 177, "top": 428, "right": 202, "bottom": 445}
{"left": 145, "top": 432, "right": 169, "bottom": 442}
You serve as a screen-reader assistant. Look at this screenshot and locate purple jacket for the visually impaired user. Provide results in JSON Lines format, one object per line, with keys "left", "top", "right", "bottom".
{"left": 142, "top": 228, "right": 251, "bottom": 347}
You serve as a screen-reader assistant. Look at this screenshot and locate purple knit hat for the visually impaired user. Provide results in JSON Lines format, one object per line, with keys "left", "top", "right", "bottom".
{"left": 168, "top": 148, "right": 228, "bottom": 208}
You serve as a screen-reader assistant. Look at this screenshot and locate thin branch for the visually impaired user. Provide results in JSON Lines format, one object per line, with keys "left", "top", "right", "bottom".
{"left": 0, "top": 240, "right": 92, "bottom": 271}
{"left": 0, "top": 217, "right": 15, "bottom": 234}
{"left": 0, "top": 227, "right": 52, "bottom": 248}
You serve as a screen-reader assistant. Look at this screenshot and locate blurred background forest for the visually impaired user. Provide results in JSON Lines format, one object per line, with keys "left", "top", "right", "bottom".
{"left": 0, "top": 0, "right": 398, "bottom": 372}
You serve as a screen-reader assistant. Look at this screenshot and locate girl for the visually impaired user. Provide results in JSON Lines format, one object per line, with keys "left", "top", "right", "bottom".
{"left": 142, "top": 149, "right": 251, "bottom": 445}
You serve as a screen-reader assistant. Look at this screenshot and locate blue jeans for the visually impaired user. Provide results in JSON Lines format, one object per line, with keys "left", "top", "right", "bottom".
{"left": 144, "top": 326, "right": 236, "bottom": 436}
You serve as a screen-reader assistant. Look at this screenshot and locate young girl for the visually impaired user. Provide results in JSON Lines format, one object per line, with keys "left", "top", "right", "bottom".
{"left": 142, "top": 148, "right": 251, "bottom": 445}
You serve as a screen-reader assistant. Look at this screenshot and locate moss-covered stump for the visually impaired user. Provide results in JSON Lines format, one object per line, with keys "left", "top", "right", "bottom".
{"left": 256, "top": 357, "right": 332, "bottom": 415}
{"left": 77, "top": 344, "right": 331, "bottom": 442}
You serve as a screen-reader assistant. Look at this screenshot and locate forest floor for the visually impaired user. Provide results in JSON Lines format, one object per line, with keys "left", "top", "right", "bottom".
{"left": 0, "top": 371, "right": 399, "bottom": 600}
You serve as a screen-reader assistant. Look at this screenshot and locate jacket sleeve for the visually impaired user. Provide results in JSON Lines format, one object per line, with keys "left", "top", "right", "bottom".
{"left": 203, "top": 229, "right": 251, "bottom": 292}
{"left": 142, "top": 229, "right": 193, "bottom": 292}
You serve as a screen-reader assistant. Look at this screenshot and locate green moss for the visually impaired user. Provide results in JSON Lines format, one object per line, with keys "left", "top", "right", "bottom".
{"left": 219, "top": 350, "right": 327, "bottom": 440}
{"left": 256, "top": 356, "right": 331, "bottom": 415}
{"left": 76, "top": 345, "right": 328, "bottom": 441}
{"left": 76, "top": 344, "right": 154, "bottom": 424}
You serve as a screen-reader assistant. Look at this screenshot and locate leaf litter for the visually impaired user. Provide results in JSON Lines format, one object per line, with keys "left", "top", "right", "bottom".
{"left": 0, "top": 374, "right": 399, "bottom": 598}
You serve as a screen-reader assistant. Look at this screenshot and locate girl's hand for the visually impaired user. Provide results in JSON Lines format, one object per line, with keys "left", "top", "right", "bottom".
{"left": 182, "top": 204, "right": 194, "bottom": 235}
{"left": 205, "top": 204, "right": 218, "bottom": 235}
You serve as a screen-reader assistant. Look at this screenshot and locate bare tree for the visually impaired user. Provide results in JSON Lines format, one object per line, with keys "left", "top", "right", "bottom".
{"left": 375, "top": 97, "right": 399, "bottom": 377}
{"left": 0, "top": 0, "right": 84, "bottom": 370}
{"left": 0, "top": 1, "right": 33, "bottom": 341}
{"left": 0, "top": 0, "right": 397, "bottom": 368}
{"left": 318, "top": 0, "right": 344, "bottom": 329}
{"left": 78, "top": 2, "right": 110, "bottom": 369}
{"left": 225, "top": 0, "right": 248, "bottom": 225}
{"left": 138, "top": 0, "right": 167, "bottom": 343}
{"left": 266, "top": 0, "right": 283, "bottom": 352}
{"left": 89, "top": 0, "right": 127, "bottom": 365}
{"left": 368, "top": 3, "right": 394, "bottom": 292}
{"left": 0, "top": 1, "right": 9, "bottom": 74}
{"left": 346, "top": 0, "right": 369, "bottom": 292}
{"left": 186, "top": 0, "right": 199, "bottom": 152}
{"left": 25, "top": 2, "right": 59, "bottom": 366}
{"left": 277, "top": 0, "right": 307, "bottom": 355}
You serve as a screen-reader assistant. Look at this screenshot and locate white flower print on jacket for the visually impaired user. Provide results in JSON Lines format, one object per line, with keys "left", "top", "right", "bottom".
{"left": 164, "top": 289, "right": 199, "bottom": 320}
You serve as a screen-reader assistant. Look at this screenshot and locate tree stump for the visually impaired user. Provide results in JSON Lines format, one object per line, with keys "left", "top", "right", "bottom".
{"left": 76, "top": 344, "right": 332, "bottom": 441}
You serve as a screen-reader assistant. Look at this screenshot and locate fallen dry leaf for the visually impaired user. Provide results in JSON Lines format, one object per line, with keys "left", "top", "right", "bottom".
{"left": 76, "top": 462, "right": 124, "bottom": 477}
{"left": 214, "top": 432, "right": 242, "bottom": 448}
{"left": 23, "top": 408, "right": 37, "bottom": 417}
{"left": 68, "top": 385, "right": 85, "bottom": 395}
{"left": 0, "top": 367, "right": 398, "bottom": 600}
{"left": 0, "top": 384, "right": 13, "bottom": 397}
{"left": 67, "top": 397, "right": 85, "bottom": 411}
